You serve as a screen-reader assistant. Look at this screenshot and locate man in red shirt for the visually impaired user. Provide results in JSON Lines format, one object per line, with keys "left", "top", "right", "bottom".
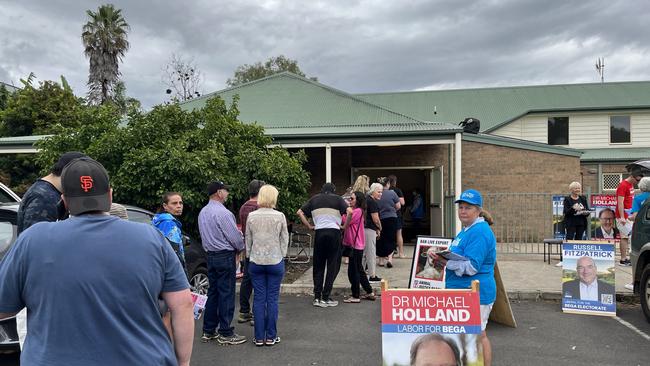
{"left": 616, "top": 173, "right": 642, "bottom": 266}
{"left": 237, "top": 179, "right": 265, "bottom": 323}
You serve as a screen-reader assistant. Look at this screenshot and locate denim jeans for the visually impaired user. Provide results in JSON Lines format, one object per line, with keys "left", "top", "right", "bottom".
{"left": 239, "top": 257, "right": 253, "bottom": 314}
{"left": 203, "top": 250, "right": 236, "bottom": 337}
{"left": 249, "top": 261, "right": 284, "bottom": 341}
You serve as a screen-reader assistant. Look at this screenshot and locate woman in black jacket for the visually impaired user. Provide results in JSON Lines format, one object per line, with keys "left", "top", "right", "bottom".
{"left": 563, "top": 182, "right": 590, "bottom": 240}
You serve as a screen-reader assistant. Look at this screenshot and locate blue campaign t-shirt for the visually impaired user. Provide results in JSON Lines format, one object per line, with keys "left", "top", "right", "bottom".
{"left": 0, "top": 215, "right": 189, "bottom": 366}
{"left": 445, "top": 219, "right": 497, "bottom": 304}
{"left": 631, "top": 191, "right": 650, "bottom": 214}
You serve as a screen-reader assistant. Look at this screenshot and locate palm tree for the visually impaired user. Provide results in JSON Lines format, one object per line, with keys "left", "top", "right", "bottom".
{"left": 82, "top": 4, "right": 130, "bottom": 105}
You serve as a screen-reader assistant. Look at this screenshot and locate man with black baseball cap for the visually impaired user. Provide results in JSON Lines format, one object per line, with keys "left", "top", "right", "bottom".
{"left": 0, "top": 157, "right": 194, "bottom": 366}
{"left": 198, "top": 179, "right": 247, "bottom": 345}
{"left": 17, "top": 151, "right": 87, "bottom": 234}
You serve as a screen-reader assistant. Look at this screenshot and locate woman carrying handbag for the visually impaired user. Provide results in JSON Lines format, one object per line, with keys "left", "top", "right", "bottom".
{"left": 342, "top": 191, "right": 376, "bottom": 303}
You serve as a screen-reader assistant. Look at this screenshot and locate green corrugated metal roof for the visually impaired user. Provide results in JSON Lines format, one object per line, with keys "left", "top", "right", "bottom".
{"left": 581, "top": 147, "right": 650, "bottom": 162}
{"left": 356, "top": 81, "right": 650, "bottom": 132}
{"left": 180, "top": 72, "right": 460, "bottom": 135}
{"left": 463, "top": 133, "right": 582, "bottom": 157}
{"left": 0, "top": 135, "right": 51, "bottom": 144}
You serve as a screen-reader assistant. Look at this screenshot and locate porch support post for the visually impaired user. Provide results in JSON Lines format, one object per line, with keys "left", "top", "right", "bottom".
{"left": 454, "top": 132, "right": 462, "bottom": 234}
{"left": 325, "top": 143, "right": 332, "bottom": 182}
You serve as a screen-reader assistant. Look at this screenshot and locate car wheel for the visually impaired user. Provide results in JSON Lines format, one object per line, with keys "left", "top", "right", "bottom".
{"left": 190, "top": 267, "right": 209, "bottom": 296}
{"left": 641, "top": 264, "right": 650, "bottom": 322}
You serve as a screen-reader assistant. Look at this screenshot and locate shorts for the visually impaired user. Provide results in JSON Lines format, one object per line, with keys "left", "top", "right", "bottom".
{"left": 480, "top": 303, "right": 494, "bottom": 331}
{"left": 616, "top": 220, "right": 632, "bottom": 239}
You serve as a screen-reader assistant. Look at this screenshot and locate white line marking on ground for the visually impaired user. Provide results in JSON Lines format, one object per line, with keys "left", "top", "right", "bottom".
{"left": 614, "top": 316, "right": 650, "bottom": 341}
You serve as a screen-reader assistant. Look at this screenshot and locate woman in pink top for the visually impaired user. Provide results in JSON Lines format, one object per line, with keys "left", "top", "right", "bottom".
{"left": 343, "top": 191, "right": 376, "bottom": 303}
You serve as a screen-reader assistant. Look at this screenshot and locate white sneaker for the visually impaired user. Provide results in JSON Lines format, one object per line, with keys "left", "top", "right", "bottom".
{"left": 624, "top": 283, "right": 634, "bottom": 291}
{"left": 555, "top": 261, "right": 563, "bottom": 267}
{"left": 322, "top": 299, "right": 339, "bottom": 307}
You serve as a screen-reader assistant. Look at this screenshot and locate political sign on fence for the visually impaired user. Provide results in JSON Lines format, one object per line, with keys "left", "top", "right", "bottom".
{"left": 408, "top": 236, "right": 453, "bottom": 289}
{"left": 552, "top": 195, "right": 565, "bottom": 239}
{"left": 561, "top": 241, "right": 616, "bottom": 316}
{"left": 381, "top": 288, "right": 483, "bottom": 366}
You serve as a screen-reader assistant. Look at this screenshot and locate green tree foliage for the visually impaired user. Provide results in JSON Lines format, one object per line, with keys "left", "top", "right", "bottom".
{"left": 113, "top": 81, "right": 141, "bottom": 115}
{"left": 36, "top": 96, "right": 310, "bottom": 237}
{"left": 82, "top": 4, "right": 130, "bottom": 105}
{"left": 0, "top": 84, "right": 11, "bottom": 111}
{"left": 226, "top": 55, "right": 317, "bottom": 87}
{"left": 0, "top": 76, "right": 83, "bottom": 137}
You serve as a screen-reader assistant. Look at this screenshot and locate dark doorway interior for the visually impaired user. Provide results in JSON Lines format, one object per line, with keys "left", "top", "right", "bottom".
{"left": 352, "top": 168, "right": 430, "bottom": 243}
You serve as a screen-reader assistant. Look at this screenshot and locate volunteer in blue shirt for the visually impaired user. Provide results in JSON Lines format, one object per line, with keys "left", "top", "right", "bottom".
{"left": 434, "top": 189, "right": 496, "bottom": 366}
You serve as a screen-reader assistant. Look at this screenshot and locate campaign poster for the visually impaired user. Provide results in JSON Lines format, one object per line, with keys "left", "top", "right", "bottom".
{"left": 552, "top": 195, "right": 565, "bottom": 240}
{"left": 590, "top": 194, "right": 617, "bottom": 234}
{"left": 561, "top": 241, "right": 616, "bottom": 317}
{"left": 382, "top": 289, "right": 483, "bottom": 366}
{"left": 191, "top": 292, "right": 208, "bottom": 320}
{"left": 408, "top": 236, "right": 453, "bottom": 289}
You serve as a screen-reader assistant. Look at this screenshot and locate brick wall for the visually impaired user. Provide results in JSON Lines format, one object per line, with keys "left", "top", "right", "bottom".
{"left": 461, "top": 141, "right": 580, "bottom": 194}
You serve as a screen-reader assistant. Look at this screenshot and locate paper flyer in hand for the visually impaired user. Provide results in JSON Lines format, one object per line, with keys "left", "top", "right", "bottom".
{"left": 191, "top": 292, "right": 208, "bottom": 320}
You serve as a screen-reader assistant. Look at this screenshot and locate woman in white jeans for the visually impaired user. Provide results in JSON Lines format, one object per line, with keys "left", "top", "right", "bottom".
{"left": 364, "top": 183, "right": 383, "bottom": 282}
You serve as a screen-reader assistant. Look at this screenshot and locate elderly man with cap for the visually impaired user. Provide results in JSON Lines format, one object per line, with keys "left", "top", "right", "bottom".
{"left": 0, "top": 157, "right": 194, "bottom": 366}
{"left": 297, "top": 182, "right": 348, "bottom": 308}
{"left": 198, "top": 180, "right": 247, "bottom": 345}
{"left": 433, "top": 189, "right": 496, "bottom": 366}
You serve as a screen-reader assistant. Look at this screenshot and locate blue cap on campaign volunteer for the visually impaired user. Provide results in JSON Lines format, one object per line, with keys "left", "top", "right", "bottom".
{"left": 455, "top": 189, "right": 483, "bottom": 207}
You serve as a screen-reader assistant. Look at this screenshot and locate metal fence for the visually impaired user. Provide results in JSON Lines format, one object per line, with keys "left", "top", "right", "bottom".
{"left": 481, "top": 192, "right": 561, "bottom": 254}
{"left": 443, "top": 192, "right": 562, "bottom": 254}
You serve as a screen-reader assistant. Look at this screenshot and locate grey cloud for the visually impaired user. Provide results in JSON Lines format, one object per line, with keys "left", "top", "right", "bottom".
{"left": 1, "top": 0, "right": 649, "bottom": 108}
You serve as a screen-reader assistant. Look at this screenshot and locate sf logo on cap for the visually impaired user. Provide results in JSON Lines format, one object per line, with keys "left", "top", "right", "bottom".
{"left": 80, "top": 176, "right": 94, "bottom": 192}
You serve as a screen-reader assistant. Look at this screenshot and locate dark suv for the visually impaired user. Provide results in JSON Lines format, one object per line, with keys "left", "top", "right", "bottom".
{"left": 630, "top": 200, "right": 650, "bottom": 322}
{"left": 0, "top": 203, "right": 208, "bottom": 352}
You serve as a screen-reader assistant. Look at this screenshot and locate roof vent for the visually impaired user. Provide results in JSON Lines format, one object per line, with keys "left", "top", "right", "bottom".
{"left": 459, "top": 117, "right": 480, "bottom": 134}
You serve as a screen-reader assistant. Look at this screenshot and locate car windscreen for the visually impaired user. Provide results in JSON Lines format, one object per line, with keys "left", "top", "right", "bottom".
{"left": 0, "top": 220, "right": 16, "bottom": 260}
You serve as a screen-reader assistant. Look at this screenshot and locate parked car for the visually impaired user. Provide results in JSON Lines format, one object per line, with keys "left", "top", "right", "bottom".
{"left": 630, "top": 200, "right": 650, "bottom": 322}
{"left": 0, "top": 203, "right": 208, "bottom": 352}
{"left": 122, "top": 205, "right": 208, "bottom": 296}
{"left": 0, "top": 183, "right": 20, "bottom": 203}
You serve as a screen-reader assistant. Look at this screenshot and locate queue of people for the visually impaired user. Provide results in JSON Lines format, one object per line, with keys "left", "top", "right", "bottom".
{"left": 1, "top": 153, "right": 499, "bottom": 365}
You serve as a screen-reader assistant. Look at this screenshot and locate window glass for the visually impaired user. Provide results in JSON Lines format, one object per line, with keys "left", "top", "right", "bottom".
{"left": 126, "top": 209, "right": 153, "bottom": 224}
{"left": 610, "top": 116, "right": 631, "bottom": 143}
{"left": 0, "top": 221, "right": 17, "bottom": 260}
{"left": 548, "top": 117, "right": 569, "bottom": 145}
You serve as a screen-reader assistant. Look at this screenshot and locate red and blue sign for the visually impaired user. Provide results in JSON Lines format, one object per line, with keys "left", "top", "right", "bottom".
{"left": 381, "top": 290, "right": 482, "bottom": 334}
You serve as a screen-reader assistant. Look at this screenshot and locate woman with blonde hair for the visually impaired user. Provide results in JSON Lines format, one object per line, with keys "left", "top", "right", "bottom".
{"left": 245, "top": 185, "right": 289, "bottom": 346}
{"left": 352, "top": 175, "right": 370, "bottom": 194}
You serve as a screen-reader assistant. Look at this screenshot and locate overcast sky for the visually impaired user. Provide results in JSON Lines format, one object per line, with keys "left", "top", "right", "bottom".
{"left": 1, "top": 0, "right": 648, "bottom": 109}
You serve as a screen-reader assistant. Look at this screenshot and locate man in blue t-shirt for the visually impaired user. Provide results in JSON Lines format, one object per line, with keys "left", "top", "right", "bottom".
{"left": 0, "top": 158, "right": 194, "bottom": 366}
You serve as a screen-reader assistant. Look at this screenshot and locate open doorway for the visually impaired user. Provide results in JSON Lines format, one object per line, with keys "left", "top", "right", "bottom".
{"left": 351, "top": 166, "right": 444, "bottom": 243}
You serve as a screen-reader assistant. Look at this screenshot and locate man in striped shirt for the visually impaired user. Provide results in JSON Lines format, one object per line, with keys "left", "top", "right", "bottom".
{"left": 297, "top": 182, "right": 348, "bottom": 308}
{"left": 198, "top": 180, "right": 247, "bottom": 345}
